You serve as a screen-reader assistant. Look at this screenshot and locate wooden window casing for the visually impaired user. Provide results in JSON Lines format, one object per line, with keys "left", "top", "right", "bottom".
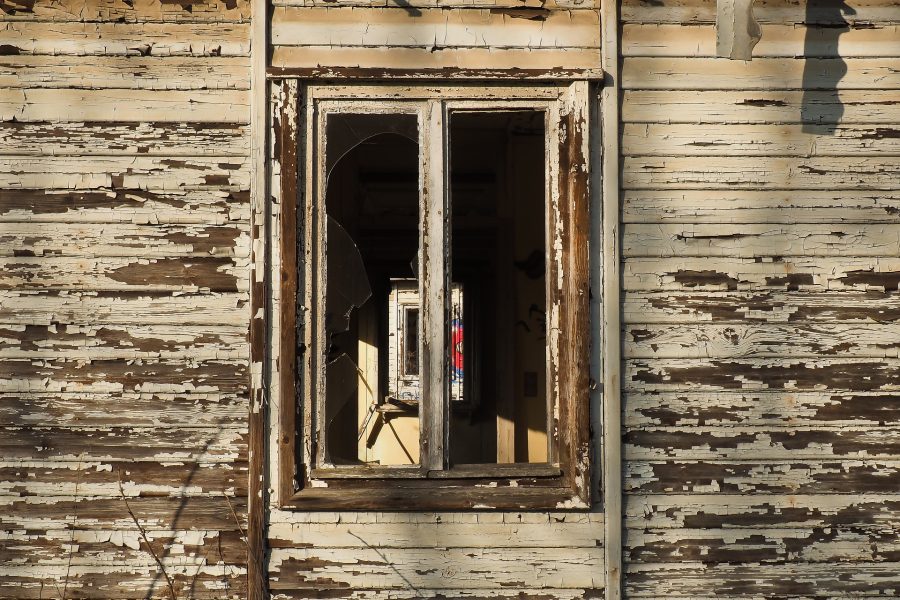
{"left": 277, "top": 83, "right": 592, "bottom": 510}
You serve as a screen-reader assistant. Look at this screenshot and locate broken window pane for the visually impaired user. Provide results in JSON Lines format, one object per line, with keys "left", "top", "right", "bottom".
{"left": 322, "top": 112, "right": 421, "bottom": 467}
{"left": 447, "top": 111, "right": 548, "bottom": 465}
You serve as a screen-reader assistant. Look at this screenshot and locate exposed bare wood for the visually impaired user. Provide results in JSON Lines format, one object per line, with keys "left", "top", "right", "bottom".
{"left": 623, "top": 224, "right": 900, "bottom": 257}
{"left": 623, "top": 290, "right": 900, "bottom": 324}
{"left": 0, "top": 156, "right": 250, "bottom": 190}
{"left": 0, "top": 223, "right": 249, "bottom": 257}
{"left": 275, "top": 0, "right": 597, "bottom": 8}
{"left": 271, "top": 7, "right": 599, "bottom": 49}
{"left": 0, "top": 0, "right": 250, "bottom": 22}
{"left": 625, "top": 322, "right": 900, "bottom": 358}
{"left": 270, "top": 47, "right": 603, "bottom": 75}
{"left": 0, "top": 21, "right": 250, "bottom": 56}
{"left": 0, "top": 55, "right": 249, "bottom": 90}
{"left": 268, "top": 546, "right": 604, "bottom": 590}
{"left": 0, "top": 290, "right": 249, "bottom": 325}
{"left": 0, "top": 392, "right": 248, "bottom": 427}
{"left": 624, "top": 23, "right": 900, "bottom": 57}
{"left": 0, "top": 89, "right": 250, "bottom": 123}
{"left": 0, "top": 121, "right": 249, "bottom": 156}
{"left": 621, "top": 0, "right": 900, "bottom": 25}
{"left": 624, "top": 390, "right": 900, "bottom": 428}
{"left": 0, "top": 256, "right": 247, "bottom": 292}
{"left": 623, "top": 156, "right": 898, "bottom": 189}
{"left": 0, "top": 189, "right": 249, "bottom": 225}
{"left": 623, "top": 57, "right": 900, "bottom": 90}
{"left": 625, "top": 357, "right": 900, "bottom": 391}
{"left": 625, "top": 459, "right": 900, "bottom": 494}
{"left": 622, "top": 190, "right": 900, "bottom": 224}
{"left": 622, "top": 89, "right": 900, "bottom": 124}
{"left": 623, "top": 123, "right": 900, "bottom": 157}
{"left": 624, "top": 561, "right": 900, "bottom": 596}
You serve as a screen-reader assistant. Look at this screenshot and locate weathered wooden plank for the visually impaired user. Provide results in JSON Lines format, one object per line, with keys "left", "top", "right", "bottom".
{"left": 0, "top": 21, "right": 250, "bottom": 56}
{"left": 623, "top": 290, "right": 900, "bottom": 323}
{"left": 0, "top": 529, "right": 246, "bottom": 565}
{"left": 624, "top": 494, "right": 900, "bottom": 529}
{"left": 0, "top": 89, "right": 250, "bottom": 123}
{"left": 268, "top": 546, "right": 604, "bottom": 590}
{"left": 0, "top": 0, "right": 250, "bottom": 22}
{"left": 0, "top": 392, "right": 247, "bottom": 427}
{"left": 268, "top": 509, "right": 602, "bottom": 525}
{"left": 625, "top": 358, "right": 900, "bottom": 392}
{"left": 622, "top": 57, "right": 900, "bottom": 90}
{"left": 0, "top": 290, "right": 248, "bottom": 325}
{"left": 0, "top": 495, "right": 247, "bottom": 531}
{"left": 0, "top": 156, "right": 249, "bottom": 190}
{"left": 274, "top": 0, "right": 597, "bottom": 8}
{"left": 622, "top": 23, "right": 900, "bottom": 57}
{"left": 0, "top": 460, "right": 248, "bottom": 496}
{"left": 0, "top": 56, "right": 249, "bottom": 90}
{"left": 625, "top": 323, "right": 900, "bottom": 358}
{"left": 0, "top": 256, "right": 247, "bottom": 292}
{"left": 621, "top": 0, "right": 900, "bottom": 25}
{"left": 624, "top": 224, "right": 900, "bottom": 258}
{"left": 271, "top": 7, "right": 599, "bottom": 48}
{"left": 0, "top": 426, "right": 246, "bottom": 462}
{"left": 625, "top": 427, "right": 900, "bottom": 460}
{"left": 624, "top": 390, "right": 900, "bottom": 427}
{"left": 0, "top": 121, "right": 249, "bottom": 156}
{"left": 623, "top": 156, "right": 899, "bottom": 190}
{"left": 625, "top": 459, "right": 900, "bottom": 494}
{"left": 622, "top": 190, "right": 900, "bottom": 224}
{"left": 0, "top": 223, "right": 248, "bottom": 258}
{"left": 0, "top": 189, "right": 249, "bottom": 224}
{"left": 271, "top": 46, "right": 603, "bottom": 73}
{"left": 624, "top": 562, "right": 900, "bottom": 597}
{"left": 623, "top": 256, "right": 900, "bottom": 292}
{"left": 269, "top": 519, "right": 604, "bottom": 548}
{"left": 271, "top": 592, "right": 604, "bottom": 600}
{"left": 622, "top": 90, "right": 900, "bottom": 124}
{"left": 0, "top": 566, "right": 247, "bottom": 599}
{"left": 0, "top": 358, "right": 248, "bottom": 393}
{"left": 0, "top": 324, "right": 247, "bottom": 360}
{"left": 626, "top": 526, "right": 900, "bottom": 563}
{"left": 622, "top": 123, "right": 900, "bottom": 157}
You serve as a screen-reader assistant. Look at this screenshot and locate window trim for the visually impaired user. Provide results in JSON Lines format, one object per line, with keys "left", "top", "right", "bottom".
{"left": 275, "top": 82, "right": 593, "bottom": 510}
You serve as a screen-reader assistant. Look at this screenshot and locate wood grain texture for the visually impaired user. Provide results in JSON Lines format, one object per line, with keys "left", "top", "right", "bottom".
{"left": 621, "top": 0, "right": 900, "bottom": 25}
{"left": 271, "top": 7, "right": 600, "bottom": 48}
{"left": 622, "top": 190, "right": 900, "bottom": 224}
{"left": 0, "top": 0, "right": 251, "bottom": 22}
{"left": 620, "top": 6, "right": 900, "bottom": 599}
{"left": 622, "top": 23, "right": 900, "bottom": 57}
{"left": 0, "top": 89, "right": 250, "bottom": 123}
{"left": 622, "top": 123, "right": 900, "bottom": 157}
{"left": 622, "top": 90, "right": 900, "bottom": 124}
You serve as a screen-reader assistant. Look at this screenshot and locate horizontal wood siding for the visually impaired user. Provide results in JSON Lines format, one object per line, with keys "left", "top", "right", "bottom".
{"left": 0, "top": 0, "right": 251, "bottom": 597}
{"left": 269, "top": 5, "right": 602, "bottom": 76}
{"left": 621, "top": 0, "right": 900, "bottom": 597}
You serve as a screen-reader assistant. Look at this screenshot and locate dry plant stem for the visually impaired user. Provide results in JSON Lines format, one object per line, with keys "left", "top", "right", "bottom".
{"left": 225, "top": 492, "right": 263, "bottom": 582}
{"left": 117, "top": 475, "right": 178, "bottom": 600}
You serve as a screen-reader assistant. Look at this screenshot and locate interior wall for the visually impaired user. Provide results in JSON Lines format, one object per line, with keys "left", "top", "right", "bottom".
{"left": 619, "top": 0, "right": 900, "bottom": 596}
{"left": 0, "top": 0, "right": 252, "bottom": 595}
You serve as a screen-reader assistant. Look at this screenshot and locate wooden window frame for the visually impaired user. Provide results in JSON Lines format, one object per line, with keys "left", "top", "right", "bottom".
{"left": 276, "top": 82, "right": 592, "bottom": 510}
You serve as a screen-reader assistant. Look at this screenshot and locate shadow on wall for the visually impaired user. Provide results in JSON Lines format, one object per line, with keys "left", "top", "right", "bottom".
{"left": 801, "top": 0, "right": 855, "bottom": 134}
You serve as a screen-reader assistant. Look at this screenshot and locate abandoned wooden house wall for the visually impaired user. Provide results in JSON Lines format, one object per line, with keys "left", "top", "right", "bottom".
{"left": 0, "top": 0, "right": 253, "bottom": 595}
{"left": 620, "top": 0, "right": 900, "bottom": 596}
{"left": 263, "top": 1, "right": 606, "bottom": 596}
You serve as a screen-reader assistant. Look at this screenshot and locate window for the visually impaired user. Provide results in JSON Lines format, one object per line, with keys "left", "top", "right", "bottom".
{"left": 277, "top": 84, "right": 592, "bottom": 510}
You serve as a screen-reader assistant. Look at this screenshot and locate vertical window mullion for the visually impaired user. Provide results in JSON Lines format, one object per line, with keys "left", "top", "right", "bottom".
{"left": 421, "top": 99, "right": 449, "bottom": 472}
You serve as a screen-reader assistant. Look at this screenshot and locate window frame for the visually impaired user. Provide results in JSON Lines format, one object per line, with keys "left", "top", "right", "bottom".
{"left": 276, "top": 82, "right": 593, "bottom": 510}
